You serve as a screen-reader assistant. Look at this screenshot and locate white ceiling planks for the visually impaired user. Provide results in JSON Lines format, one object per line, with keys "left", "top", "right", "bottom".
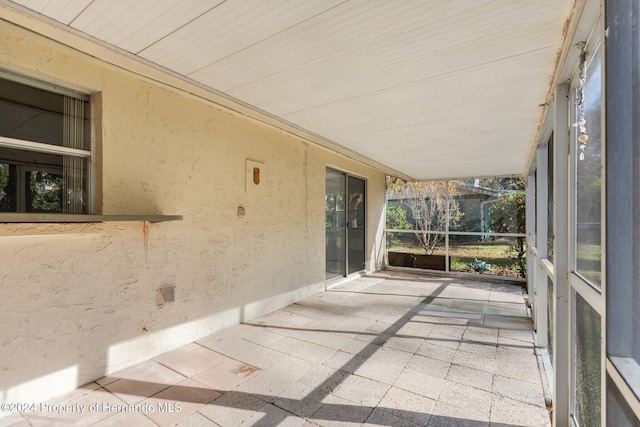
{"left": 138, "top": 0, "right": 345, "bottom": 76}
{"left": 220, "top": 2, "right": 452, "bottom": 107}
{"left": 5, "top": 0, "right": 573, "bottom": 180}
{"left": 281, "top": 50, "right": 553, "bottom": 142}
{"left": 69, "top": 0, "right": 225, "bottom": 53}
{"left": 188, "top": 0, "right": 406, "bottom": 93}
{"left": 12, "top": 0, "right": 91, "bottom": 24}
{"left": 227, "top": 5, "right": 561, "bottom": 117}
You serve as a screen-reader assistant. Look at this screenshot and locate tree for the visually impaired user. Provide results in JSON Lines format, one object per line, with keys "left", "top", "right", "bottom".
{"left": 27, "top": 171, "right": 63, "bottom": 212}
{"left": 481, "top": 177, "right": 525, "bottom": 191}
{"left": 386, "top": 203, "right": 411, "bottom": 246}
{"left": 0, "top": 164, "right": 16, "bottom": 212}
{"left": 387, "top": 177, "right": 462, "bottom": 255}
{"left": 489, "top": 191, "right": 526, "bottom": 277}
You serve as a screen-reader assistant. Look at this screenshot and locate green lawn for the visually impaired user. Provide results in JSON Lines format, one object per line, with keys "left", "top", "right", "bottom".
{"left": 576, "top": 243, "right": 602, "bottom": 285}
{"left": 388, "top": 239, "right": 525, "bottom": 278}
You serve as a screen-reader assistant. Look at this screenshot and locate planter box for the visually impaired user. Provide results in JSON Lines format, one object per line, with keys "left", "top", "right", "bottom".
{"left": 413, "top": 254, "right": 449, "bottom": 271}
{"left": 387, "top": 251, "right": 414, "bottom": 267}
{"left": 387, "top": 252, "right": 450, "bottom": 271}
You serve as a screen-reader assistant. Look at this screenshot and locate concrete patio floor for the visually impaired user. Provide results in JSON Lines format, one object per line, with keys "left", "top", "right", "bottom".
{"left": 6, "top": 271, "right": 550, "bottom": 427}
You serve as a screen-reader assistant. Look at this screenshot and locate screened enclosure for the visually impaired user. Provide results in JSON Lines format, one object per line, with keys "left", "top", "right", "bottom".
{"left": 386, "top": 177, "right": 526, "bottom": 278}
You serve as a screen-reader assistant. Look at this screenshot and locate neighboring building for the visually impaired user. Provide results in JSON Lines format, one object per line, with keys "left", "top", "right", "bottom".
{"left": 387, "top": 179, "right": 519, "bottom": 234}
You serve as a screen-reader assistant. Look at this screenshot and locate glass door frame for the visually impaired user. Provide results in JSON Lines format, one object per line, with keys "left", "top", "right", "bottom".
{"left": 325, "top": 167, "right": 367, "bottom": 283}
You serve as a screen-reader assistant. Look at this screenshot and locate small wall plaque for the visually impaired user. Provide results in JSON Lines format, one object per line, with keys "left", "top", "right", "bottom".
{"left": 246, "top": 160, "right": 265, "bottom": 194}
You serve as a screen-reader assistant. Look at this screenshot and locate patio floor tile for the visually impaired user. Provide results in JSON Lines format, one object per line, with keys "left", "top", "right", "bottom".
{"left": 96, "top": 359, "right": 157, "bottom": 387}
{"left": 363, "top": 407, "right": 421, "bottom": 427}
{"left": 353, "top": 347, "right": 413, "bottom": 384}
{"left": 446, "top": 364, "right": 494, "bottom": 392}
{"left": 457, "top": 339, "right": 498, "bottom": 358}
{"left": 8, "top": 271, "right": 550, "bottom": 427}
{"left": 451, "top": 347, "right": 497, "bottom": 374}
{"left": 197, "top": 333, "right": 282, "bottom": 370}
{"left": 490, "top": 395, "right": 551, "bottom": 427}
{"left": 377, "top": 386, "right": 435, "bottom": 426}
{"left": 495, "top": 348, "right": 542, "bottom": 385}
{"left": 492, "top": 374, "right": 547, "bottom": 408}
{"left": 393, "top": 368, "right": 445, "bottom": 400}
{"left": 93, "top": 411, "right": 158, "bottom": 426}
{"left": 141, "top": 379, "right": 222, "bottom": 426}
{"left": 332, "top": 375, "right": 391, "bottom": 407}
{"left": 233, "top": 356, "right": 315, "bottom": 399}
{"left": 153, "top": 343, "right": 230, "bottom": 378}
{"left": 239, "top": 403, "right": 307, "bottom": 426}
{"left": 173, "top": 412, "right": 218, "bottom": 426}
{"left": 405, "top": 353, "right": 452, "bottom": 379}
{"left": 24, "top": 388, "right": 127, "bottom": 427}
{"left": 191, "top": 360, "right": 260, "bottom": 392}
{"left": 378, "top": 334, "right": 424, "bottom": 354}
{"left": 197, "top": 391, "right": 267, "bottom": 426}
{"left": 297, "top": 365, "right": 350, "bottom": 394}
{"left": 435, "top": 381, "right": 493, "bottom": 422}
{"left": 499, "top": 328, "right": 535, "bottom": 343}
{"left": 271, "top": 382, "right": 326, "bottom": 418}
{"left": 415, "top": 340, "right": 457, "bottom": 362}
{"left": 103, "top": 363, "right": 187, "bottom": 405}
{"left": 430, "top": 402, "right": 490, "bottom": 426}
{"left": 310, "top": 394, "right": 374, "bottom": 427}
{"left": 321, "top": 350, "right": 368, "bottom": 374}
{"left": 266, "top": 335, "right": 337, "bottom": 364}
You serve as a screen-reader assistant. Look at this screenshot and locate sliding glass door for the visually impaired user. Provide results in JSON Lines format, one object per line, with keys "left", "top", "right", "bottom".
{"left": 326, "top": 169, "right": 346, "bottom": 279}
{"left": 347, "top": 176, "right": 366, "bottom": 274}
{"left": 326, "top": 168, "right": 366, "bottom": 280}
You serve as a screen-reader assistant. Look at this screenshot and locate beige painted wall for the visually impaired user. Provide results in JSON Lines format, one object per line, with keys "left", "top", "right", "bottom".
{"left": 0, "top": 22, "right": 387, "bottom": 404}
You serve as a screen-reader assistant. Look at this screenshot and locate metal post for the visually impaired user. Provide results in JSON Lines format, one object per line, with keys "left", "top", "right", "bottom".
{"left": 445, "top": 180, "right": 450, "bottom": 272}
{"left": 553, "top": 82, "right": 571, "bottom": 427}
{"left": 536, "top": 144, "right": 549, "bottom": 348}
{"left": 526, "top": 173, "right": 537, "bottom": 326}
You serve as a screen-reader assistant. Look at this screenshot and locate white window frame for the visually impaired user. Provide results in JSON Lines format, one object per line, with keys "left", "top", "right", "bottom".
{"left": 566, "top": 17, "right": 606, "bottom": 427}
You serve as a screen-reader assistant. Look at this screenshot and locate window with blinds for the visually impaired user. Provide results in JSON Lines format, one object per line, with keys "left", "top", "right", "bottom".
{"left": 0, "top": 73, "right": 91, "bottom": 214}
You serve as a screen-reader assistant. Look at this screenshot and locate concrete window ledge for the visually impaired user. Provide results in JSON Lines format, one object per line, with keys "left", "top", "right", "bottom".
{"left": 0, "top": 213, "right": 183, "bottom": 223}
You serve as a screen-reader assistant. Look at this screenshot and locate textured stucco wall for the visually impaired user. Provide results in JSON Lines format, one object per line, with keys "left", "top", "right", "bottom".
{"left": 0, "top": 22, "right": 386, "bottom": 403}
